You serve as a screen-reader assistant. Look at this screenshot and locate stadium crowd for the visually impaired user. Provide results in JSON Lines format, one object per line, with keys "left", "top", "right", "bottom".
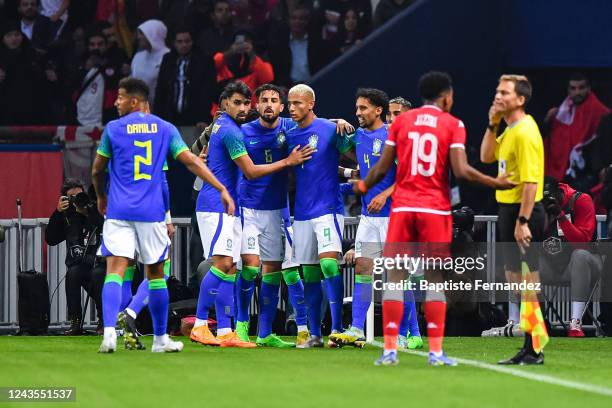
{"left": 0, "top": 0, "right": 418, "bottom": 127}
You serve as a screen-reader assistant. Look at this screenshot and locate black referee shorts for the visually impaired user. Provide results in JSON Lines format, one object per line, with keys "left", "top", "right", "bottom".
{"left": 497, "top": 202, "right": 545, "bottom": 272}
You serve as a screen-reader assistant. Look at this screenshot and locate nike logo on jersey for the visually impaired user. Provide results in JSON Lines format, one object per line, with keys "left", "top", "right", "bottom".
{"left": 249, "top": 140, "right": 259, "bottom": 145}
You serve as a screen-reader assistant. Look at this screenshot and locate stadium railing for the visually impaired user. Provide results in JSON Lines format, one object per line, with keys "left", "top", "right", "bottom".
{"left": 0, "top": 215, "right": 607, "bottom": 331}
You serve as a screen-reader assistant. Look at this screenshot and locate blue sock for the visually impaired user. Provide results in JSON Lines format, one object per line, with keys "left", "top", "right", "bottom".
{"left": 119, "top": 265, "right": 136, "bottom": 310}
{"left": 303, "top": 265, "right": 323, "bottom": 337}
{"left": 258, "top": 272, "right": 281, "bottom": 338}
{"left": 195, "top": 267, "right": 224, "bottom": 320}
{"left": 400, "top": 290, "right": 420, "bottom": 337}
{"left": 148, "top": 278, "right": 169, "bottom": 336}
{"left": 127, "top": 279, "right": 149, "bottom": 315}
{"left": 352, "top": 275, "right": 372, "bottom": 331}
{"left": 215, "top": 278, "right": 236, "bottom": 330}
{"left": 102, "top": 273, "right": 122, "bottom": 329}
{"left": 236, "top": 266, "right": 257, "bottom": 323}
{"left": 321, "top": 258, "right": 343, "bottom": 332}
{"left": 283, "top": 268, "right": 307, "bottom": 326}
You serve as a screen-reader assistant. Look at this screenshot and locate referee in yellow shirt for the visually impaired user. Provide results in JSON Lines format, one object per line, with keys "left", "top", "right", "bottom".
{"left": 480, "top": 75, "right": 546, "bottom": 365}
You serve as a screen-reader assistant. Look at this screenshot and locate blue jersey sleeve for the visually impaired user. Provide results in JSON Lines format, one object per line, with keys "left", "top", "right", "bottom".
{"left": 97, "top": 128, "right": 112, "bottom": 158}
{"left": 169, "top": 126, "right": 189, "bottom": 159}
{"left": 224, "top": 129, "right": 248, "bottom": 160}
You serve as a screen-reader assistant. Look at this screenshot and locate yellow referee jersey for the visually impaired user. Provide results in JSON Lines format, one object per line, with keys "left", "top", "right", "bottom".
{"left": 494, "top": 114, "right": 544, "bottom": 204}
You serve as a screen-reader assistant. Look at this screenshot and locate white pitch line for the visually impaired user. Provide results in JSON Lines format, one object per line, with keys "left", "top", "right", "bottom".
{"left": 370, "top": 340, "right": 612, "bottom": 398}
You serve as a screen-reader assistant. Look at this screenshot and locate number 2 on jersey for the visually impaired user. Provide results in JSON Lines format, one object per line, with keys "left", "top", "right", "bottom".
{"left": 407, "top": 132, "right": 438, "bottom": 177}
{"left": 134, "top": 139, "right": 152, "bottom": 180}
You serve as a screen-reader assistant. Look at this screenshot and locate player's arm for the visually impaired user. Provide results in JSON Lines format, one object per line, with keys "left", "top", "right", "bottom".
{"left": 354, "top": 143, "right": 396, "bottom": 194}
{"left": 234, "top": 145, "right": 313, "bottom": 180}
{"left": 91, "top": 154, "right": 109, "bottom": 215}
{"left": 450, "top": 147, "right": 515, "bottom": 189}
{"left": 480, "top": 102, "right": 502, "bottom": 163}
{"left": 367, "top": 183, "right": 395, "bottom": 214}
{"left": 176, "top": 150, "right": 235, "bottom": 216}
{"left": 338, "top": 165, "right": 359, "bottom": 179}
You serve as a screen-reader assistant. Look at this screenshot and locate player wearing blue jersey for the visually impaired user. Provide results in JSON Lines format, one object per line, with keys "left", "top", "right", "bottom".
{"left": 190, "top": 81, "right": 312, "bottom": 348}
{"left": 286, "top": 84, "right": 356, "bottom": 348}
{"left": 233, "top": 84, "right": 308, "bottom": 348}
{"left": 92, "top": 78, "right": 234, "bottom": 353}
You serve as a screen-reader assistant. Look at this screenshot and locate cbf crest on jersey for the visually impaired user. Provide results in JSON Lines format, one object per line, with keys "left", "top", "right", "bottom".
{"left": 372, "top": 138, "right": 382, "bottom": 156}
{"left": 277, "top": 131, "right": 286, "bottom": 147}
{"left": 212, "top": 123, "right": 221, "bottom": 134}
{"left": 308, "top": 134, "right": 318, "bottom": 150}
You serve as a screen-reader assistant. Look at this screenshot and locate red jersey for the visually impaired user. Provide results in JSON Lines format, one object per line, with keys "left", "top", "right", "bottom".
{"left": 386, "top": 105, "right": 466, "bottom": 215}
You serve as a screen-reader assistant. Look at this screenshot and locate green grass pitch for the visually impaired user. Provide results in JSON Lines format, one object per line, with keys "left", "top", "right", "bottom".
{"left": 1, "top": 336, "right": 611, "bottom": 408}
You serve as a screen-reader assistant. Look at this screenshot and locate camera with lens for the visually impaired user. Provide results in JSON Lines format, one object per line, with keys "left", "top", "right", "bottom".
{"left": 452, "top": 206, "right": 474, "bottom": 237}
{"left": 542, "top": 176, "right": 563, "bottom": 218}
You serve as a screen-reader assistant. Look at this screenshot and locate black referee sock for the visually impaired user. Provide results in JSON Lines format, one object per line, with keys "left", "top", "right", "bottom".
{"left": 523, "top": 333, "right": 535, "bottom": 354}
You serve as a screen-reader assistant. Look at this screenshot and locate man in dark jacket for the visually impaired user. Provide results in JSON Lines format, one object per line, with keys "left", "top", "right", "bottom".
{"left": 45, "top": 179, "right": 105, "bottom": 335}
{"left": 155, "top": 27, "right": 216, "bottom": 126}
{"left": 268, "top": 6, "right": 337, "bottom": 87}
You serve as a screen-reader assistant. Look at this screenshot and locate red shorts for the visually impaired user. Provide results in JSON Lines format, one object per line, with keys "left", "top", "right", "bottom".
{"left": 384, "top": 210, "right": 452, "bottom": 258}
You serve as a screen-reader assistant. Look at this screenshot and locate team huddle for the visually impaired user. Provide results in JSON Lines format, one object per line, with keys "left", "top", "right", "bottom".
{"left": 92, "top": 71, "right": 517, "bottom": 366}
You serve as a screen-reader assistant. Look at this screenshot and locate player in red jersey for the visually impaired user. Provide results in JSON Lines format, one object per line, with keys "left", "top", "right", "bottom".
{"left": 355, "top": 71, "right": 515, "bottom": 365}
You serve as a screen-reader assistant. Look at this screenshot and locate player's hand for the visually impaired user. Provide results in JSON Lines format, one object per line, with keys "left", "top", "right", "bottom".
{"left": 199, "top": 145, "right": 209, "bottom": 165}
{"left": 488, "top": 103, "right": 503, "bottom": 127}
{"left": 335, "top": 119, "right": 355, "bottom": 135}
{"left": 494, "top": 172, "right": 517, "bottom": 190}
{"left": 57, "top": 196, "right": 70, "bottom": 212}
{"left": 352, "top": 181, "right": 364, "bottom": 196}
{"left": 344, "top": 248, "right": 356, "bottom": 265}
{"left": 286, "top": 145, "right": 313, "bottom": 166}
{"left": 97, "top": 197, "right": 107, "bottom": 216}
{"left": 367, "top": 192, "right": 388, "bottom": 214}
{"left": 166, "top": 222, "right": 176, "bottom": 239}
{"left": 514, "top": 221, "right": 532, "bottom": 249}
{"left": 220, "top": 188, "right": 235, "bottom": 216}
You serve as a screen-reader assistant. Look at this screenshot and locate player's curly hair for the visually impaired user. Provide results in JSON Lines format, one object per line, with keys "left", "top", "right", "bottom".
{"left": 356, "top": 88, "right": 389, "bottom": 115}
{"left": 222, "top": 80, "right": 252, "bottom": 101}
{"left": 418, "top": 71, "right": 453, "bottom": 102}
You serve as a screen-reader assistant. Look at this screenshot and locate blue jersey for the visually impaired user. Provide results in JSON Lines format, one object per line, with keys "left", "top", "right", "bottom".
{"left": 239, "top": 117, "right": 296, "bottom": 210}
{"left": 287, "top": 118, "right": 352, "bottom": 221}
{"left": 352, "top": 126, "right": 395, "bottom": 217}
{"left": 97, "top": 112, "right": 188, "bottom": 222}
{"left": 196, "top": 113, "right": 247, "bottom": 214}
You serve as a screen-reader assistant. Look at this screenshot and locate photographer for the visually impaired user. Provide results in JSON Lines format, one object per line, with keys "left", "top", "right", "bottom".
{"left": 45, "top": 179, "right": 105, "bottom": 335}
{"left": 539, "top": 176, "right": 600, "bottom": 337}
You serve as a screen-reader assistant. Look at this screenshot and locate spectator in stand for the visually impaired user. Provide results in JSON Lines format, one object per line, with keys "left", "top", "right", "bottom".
{"left": 96, "top": 21, "right": 130, "bottom": 78}
{"left": 373, "top": 0, "right": 416, "bottom": 28}
{"left": 544, "top": 74, "right": 610, "bottom": 185}
{"left": 32, "top": 0, "right": 70, "bottom": 48}
{"left": 213, "top": 30, "right": 273, "bottom": 105}
{"left": 0, "top": 20, "right": 44, "bottom": 125}
{"left": 68, "top": 29, "right": 122, "bottom": 126}
{"left": 17, "top": 0, "right": 40, "bottom": 41}
{"left": 320, "top": 0, "right": 371, "bottom": 42}
{"left": 155, "top": 27, "right": 216, "bottom": 127}
{"left": 268, "top": 5, "right": 336, "bottom": 86}
{"left": 335, "top": 8, "right": 367, "bottom": 54}
{"left": 130, "top": 19, "right": 169, "bottom": 105}
{"left": 196, "top": 0, "right": 235, "bottom": 57}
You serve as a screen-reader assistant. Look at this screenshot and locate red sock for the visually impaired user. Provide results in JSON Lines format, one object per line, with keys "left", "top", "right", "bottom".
{"left": 425, "top": 301, "right": 446, "bottom": 353}
{"left": 383, "top": 300, "right": 403, "bottom": 352}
